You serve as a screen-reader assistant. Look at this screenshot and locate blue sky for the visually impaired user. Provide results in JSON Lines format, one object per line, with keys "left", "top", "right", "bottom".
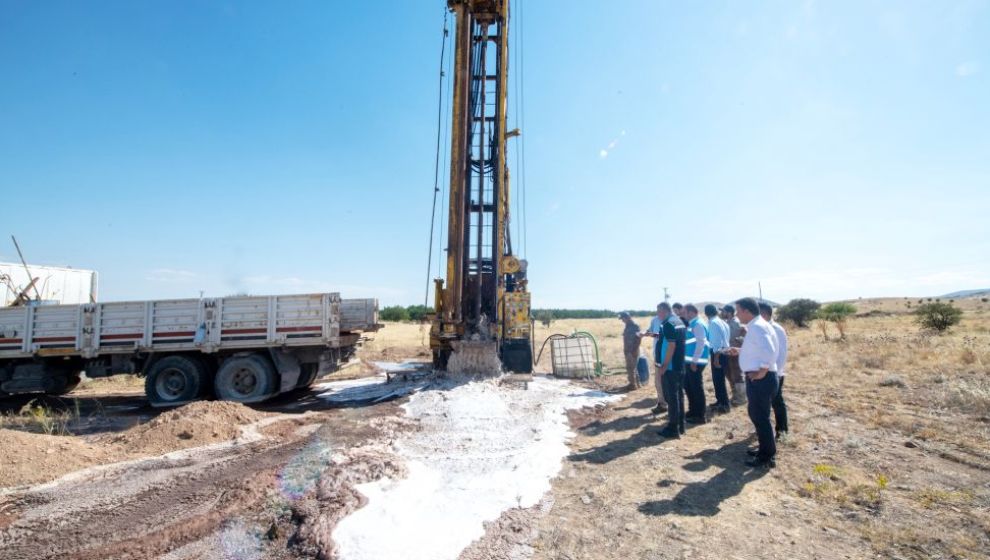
{"left": 1, "top": 0, "right": 988, "bottom": 309}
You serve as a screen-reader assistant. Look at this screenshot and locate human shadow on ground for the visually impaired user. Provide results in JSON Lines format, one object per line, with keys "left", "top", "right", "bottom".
{"left": 569, "top": 413, "right": 669, "bottom": 464}
{"left": 615, "top": 397, "right": 657, "bottom": 411}
{"left": 637, "top": 439, "right": 769, "bottom": 517}
{"left": 578, "top": 411, "right": 660, "bottom": 437}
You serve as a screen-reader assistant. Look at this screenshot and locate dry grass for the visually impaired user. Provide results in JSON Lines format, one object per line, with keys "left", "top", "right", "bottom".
{"left": 515, "top": 297, "right": 990, "bottom": 560}
{"left": 0, "top": 398, "right": 80, "bottom": 435}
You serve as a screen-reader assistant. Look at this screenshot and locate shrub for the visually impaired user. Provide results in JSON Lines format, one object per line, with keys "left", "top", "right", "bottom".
{"left": 777, "top": 298, "right": 821, "bottom": 328}
{"left": 405, "top": 305, "right": 434, "bottom": 322}
{"left": 914, "top": 302, "right": 962, "bottom": 333}
{"left": 380, "top": 305, "right": 411, "bottom": 322}
{"left": 981, "top": 298, "right": 988, "bottom": 303}
{"left": 818, "top": 302, "right": 857, "bottom": 338}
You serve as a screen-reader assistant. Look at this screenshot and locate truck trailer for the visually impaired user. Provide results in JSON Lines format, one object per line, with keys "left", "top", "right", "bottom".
{"left": 0, "top": 292, "right": 379, "bottom": 406}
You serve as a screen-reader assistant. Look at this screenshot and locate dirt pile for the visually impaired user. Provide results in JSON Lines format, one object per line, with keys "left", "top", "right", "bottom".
{"left": 109, "top": 401, "right": 267, "bottom": 454}
{"left": 0, "top": 429, "right": 112, "bottom": 488}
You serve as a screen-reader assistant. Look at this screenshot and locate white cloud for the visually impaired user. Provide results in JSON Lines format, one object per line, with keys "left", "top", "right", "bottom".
{"left": 684, "top": 266, "right": 987, "bottom": 303}
{"left": 956, "top": 61, "right": 980, "bottom": 77}
{"left": 146, "top": 268, "right": 197, "bottom": 283}
{"left": 599, "top": 149, "right": 608, "bottom": 159}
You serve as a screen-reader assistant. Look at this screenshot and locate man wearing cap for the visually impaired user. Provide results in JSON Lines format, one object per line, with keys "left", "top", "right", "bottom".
{"left": 760, "top": 302, "right": 790, "bottom": 438}
{"left": 728, "top": 297, "right": 779, "bottom": 468}
{"left": 619, "top": 312, "right": 643, "bottom": 390}
{"left": 642, "top": 302, "right": 687, "bottom": 438}
{"left": 722, "top": 304, "right": 748, "bottom": 406}
{"left": 705, "top": 304, "right": 732, "bottom": 414}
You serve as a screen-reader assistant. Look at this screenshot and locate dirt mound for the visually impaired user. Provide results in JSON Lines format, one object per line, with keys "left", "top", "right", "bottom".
{"left": 0, "top": 429, "right": 113, "bottom": 488}
{"left": 109, "top": 401, "right": 268, "bottom": 455}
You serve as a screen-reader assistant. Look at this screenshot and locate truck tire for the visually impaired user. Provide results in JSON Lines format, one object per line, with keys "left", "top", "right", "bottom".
{"left": 214, "top": 354, "right": 278, "bottom": 403}
{"left": 295, "top": 364, "right": 319, "bottom": 389}
{"left": 145, "top": 355, "right": 207, "bottom": 407}
{"left": 46, "top": 372, "right": 81, "bottom": 396}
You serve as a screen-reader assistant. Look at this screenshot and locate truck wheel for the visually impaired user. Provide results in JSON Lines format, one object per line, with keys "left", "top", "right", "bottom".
{"left": 46, "top": 373, "right": 82, "bottom": 396}
{"left": 214, "top": 354, "right": 277, "bottom": 403}
{"left": 295, "top": 364, "right": 319, "bottom": 389}
{"left": 145, "top": 355, "right": 207, "bottom": 407}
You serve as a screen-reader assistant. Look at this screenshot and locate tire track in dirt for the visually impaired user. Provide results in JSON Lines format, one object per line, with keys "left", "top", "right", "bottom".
{"left": 0, "top": 437, "right": 309, "bottom": 560}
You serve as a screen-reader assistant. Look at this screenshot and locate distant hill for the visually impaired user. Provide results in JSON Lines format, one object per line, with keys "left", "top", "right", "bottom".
{"left": 940, "top": 288, "right": 990, "bottom": 299}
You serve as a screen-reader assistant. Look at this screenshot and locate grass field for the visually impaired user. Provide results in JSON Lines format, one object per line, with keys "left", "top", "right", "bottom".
{"left": 366, "top": 296, "right": 990, "bottom": 559}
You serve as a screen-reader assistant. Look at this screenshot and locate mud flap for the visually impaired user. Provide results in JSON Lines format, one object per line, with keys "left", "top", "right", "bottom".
{"left": 270, "top": 348, "right": 302, "bottom": 393}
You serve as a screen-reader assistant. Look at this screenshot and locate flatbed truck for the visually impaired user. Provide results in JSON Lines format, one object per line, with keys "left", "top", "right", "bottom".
{"left": 0, "top": 292, "right": 379, "bottom": 406}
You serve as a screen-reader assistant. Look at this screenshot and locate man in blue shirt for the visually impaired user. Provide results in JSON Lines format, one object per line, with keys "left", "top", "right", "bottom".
{"left": 642, "top": 302, "right": 687, "bottom": 438}
{"left": 705, "top": 304, "right": 732, "bottom": 413}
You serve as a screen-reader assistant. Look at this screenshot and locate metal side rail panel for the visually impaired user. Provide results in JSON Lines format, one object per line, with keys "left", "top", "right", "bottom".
{"left": 0, "top": 293, "right": 380, "bottom": 360}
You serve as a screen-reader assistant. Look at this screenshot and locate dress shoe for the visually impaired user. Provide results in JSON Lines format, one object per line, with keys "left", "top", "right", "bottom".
{"left": 686, "top": 416, "right": 707, "bottom": 425}
{"left": 657, "top": 428, "right": 681, "bottom": 439}
{"left": 745, "top": 457, "right": 776, "bottom": 468}
{"left": 651, "top": 404, "right": 667, "bottom": 415}
{"left": 746, "top": 448, "right": 759, "bottom": 457}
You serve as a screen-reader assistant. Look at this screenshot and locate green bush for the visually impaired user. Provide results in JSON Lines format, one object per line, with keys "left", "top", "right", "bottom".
{"left": 914, "top": 302, "right": 963, "bottom": 333}
{"left": 405, "top": 305, "right": 434, "bottom": 322}
{"left": 380, "top": 305, "right": 411, "bottom": 322}
{"left": 818, "top": 302, "right": 857, "bottom": 338}
{"left": 777, "top": 298, "right": 821, "bottom": 328}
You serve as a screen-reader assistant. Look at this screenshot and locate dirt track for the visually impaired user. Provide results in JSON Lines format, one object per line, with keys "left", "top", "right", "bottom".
{"left": 0, "top": 385, "right": 410, "bottom": 560}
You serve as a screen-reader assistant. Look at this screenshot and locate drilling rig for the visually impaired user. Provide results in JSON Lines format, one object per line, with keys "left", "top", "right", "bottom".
{"left": 430, "top": 0, "right": 533, "bottom": 374}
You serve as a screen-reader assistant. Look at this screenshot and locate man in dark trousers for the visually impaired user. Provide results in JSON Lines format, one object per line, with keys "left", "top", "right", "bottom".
{"left": 619, "top": 312, "right": 642, "bottom": 390}
{"left": 728, "top": 297, "right": 779, "bottom": 468}
{"left": 643, "top": 302, "right": 687, "bottom": 439}
{"left": 760, "top": 302, "right": 789, "bottom": 439}
{"left": 705, "top": 304, "right": 732, "bottom": 414}
{"left": 683, "top": 304, "right": 710, "bottom": 424}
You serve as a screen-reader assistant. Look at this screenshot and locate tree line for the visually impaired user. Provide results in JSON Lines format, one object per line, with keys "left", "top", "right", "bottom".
{"left": 380, "top": 298, "right": 965, "bottom": 334}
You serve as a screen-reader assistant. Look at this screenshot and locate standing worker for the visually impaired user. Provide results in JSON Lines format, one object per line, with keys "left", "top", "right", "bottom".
{"left": 640, "top": 305, "right": 667, "bottom": 414}
{"left": 683, "top": 304, "right": 710, "bottom": 424}
{"left": 619, "top": 312, "right": 643, "bottom": 391}
{"left": 643, "top": 302, "right": 687, "bottom": 439}
{"left": 728, "top": 298, "right": 779, "bottom": 468}
{"left": 705, "top": 304, "right": 732, "bottom": 414}
{"left": 760, "top": 302, "right": 789, "bottom": 439}
{"left": 722, "top": 304, "right": 747, "bottom": 406}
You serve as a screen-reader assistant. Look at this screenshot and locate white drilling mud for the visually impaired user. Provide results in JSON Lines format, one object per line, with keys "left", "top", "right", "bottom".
{"left": 332, "top": 375, "right": 619, "bottom": 560}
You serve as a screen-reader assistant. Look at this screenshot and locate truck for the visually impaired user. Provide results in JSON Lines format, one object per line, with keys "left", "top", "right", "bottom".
{"left": 0, "top": 292, "right": 380, "bottom": 406}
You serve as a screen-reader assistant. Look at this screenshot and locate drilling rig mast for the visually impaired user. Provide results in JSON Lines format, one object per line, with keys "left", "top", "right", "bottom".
{"left": 431, "top": 0, "right": 533, "bottom": 373}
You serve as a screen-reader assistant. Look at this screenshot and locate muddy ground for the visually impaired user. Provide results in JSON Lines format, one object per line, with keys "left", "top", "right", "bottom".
{"left": 1, "top": 302, "right": 989, "bottom": 560}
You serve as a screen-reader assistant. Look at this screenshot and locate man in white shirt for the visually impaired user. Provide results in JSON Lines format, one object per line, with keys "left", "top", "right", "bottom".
{"left": 760, "top": 302, "right": 789, "bottom": 439}
{"left": 728, "top": 297, "right": 779, "bottom": 468}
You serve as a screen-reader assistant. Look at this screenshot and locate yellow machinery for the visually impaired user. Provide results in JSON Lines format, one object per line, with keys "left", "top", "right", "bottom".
{"left": 431, "top": 0, "right": 533, "bottom": 373}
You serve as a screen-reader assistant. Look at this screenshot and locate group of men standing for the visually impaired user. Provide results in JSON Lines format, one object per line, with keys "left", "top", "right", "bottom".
{"left": 619, "top": 297, "right": 789, "bottom": 468}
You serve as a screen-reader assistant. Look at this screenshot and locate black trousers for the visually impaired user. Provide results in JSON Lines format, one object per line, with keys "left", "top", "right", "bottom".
{"left": 773, "top": 375, "right": 788, "bottom": 434}
{"left": 710, "top": 353, "right": 730, "bottom": 407}
{"left": 746, "top": 371, "right": 779, "bottom": 461}
{"left": 685, "top": 363, "right": 707, "bottom": 418}
{"left": 661, "top": 368, "right": 685, "bottom": 434}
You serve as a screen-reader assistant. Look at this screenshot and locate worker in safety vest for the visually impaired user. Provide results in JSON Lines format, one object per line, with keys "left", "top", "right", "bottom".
{"left": 683, "top": 304, "right": 710, "bottom": 424}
